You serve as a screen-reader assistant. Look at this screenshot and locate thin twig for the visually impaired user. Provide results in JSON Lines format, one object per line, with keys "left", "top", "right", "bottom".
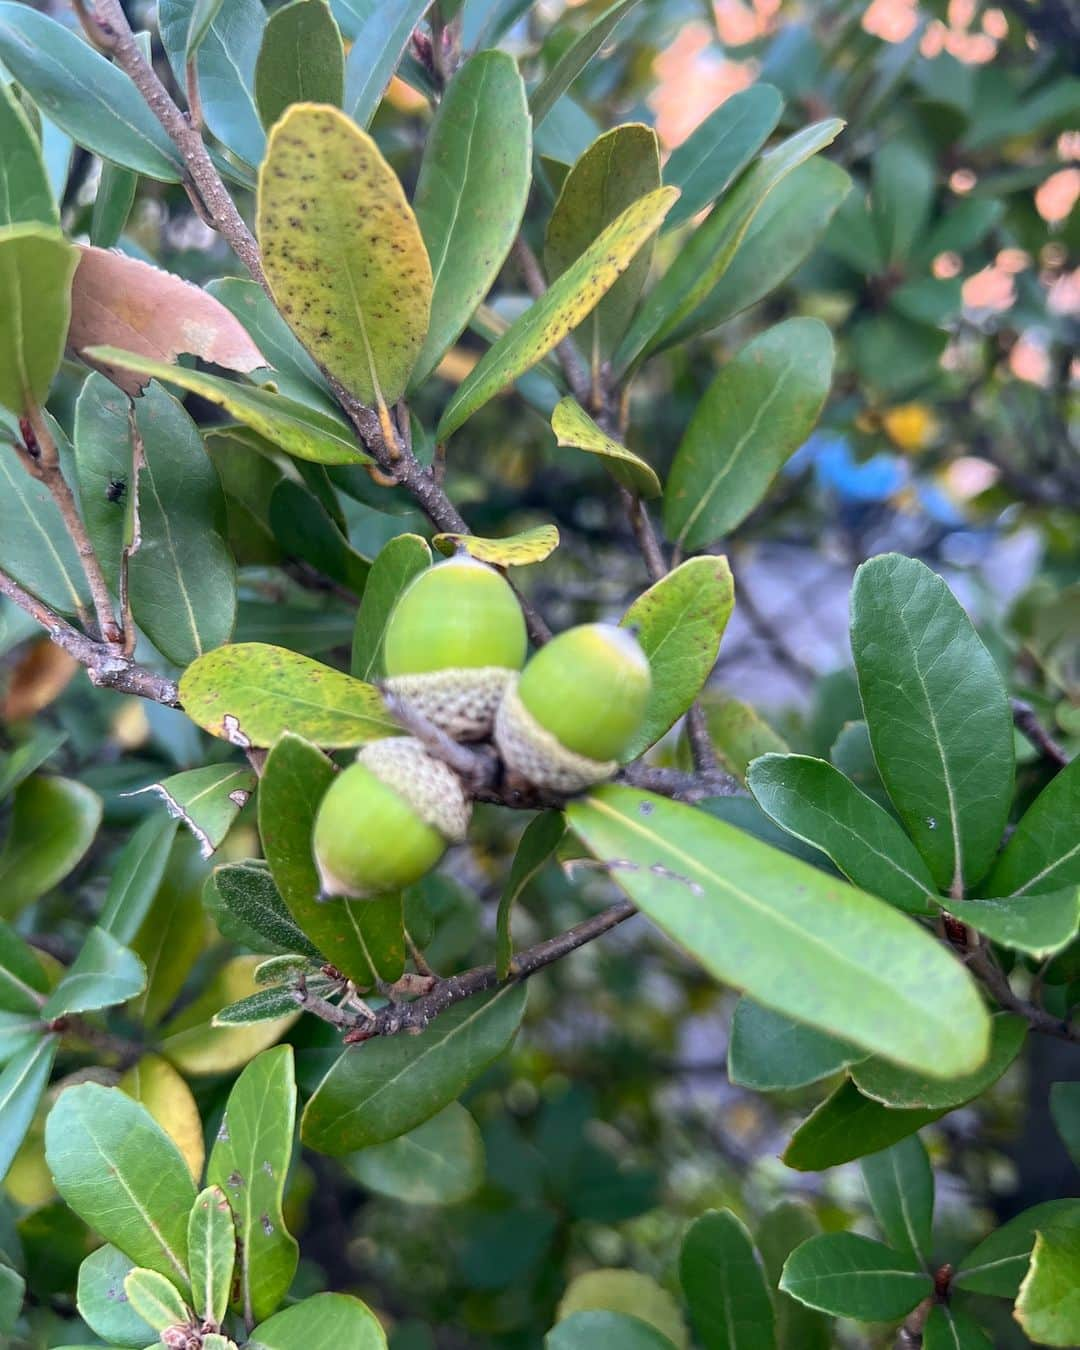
{"left": 618, "top": 762, "right": 741, "bottom": 801}
{"left": 1011, "top": 698, "right": 1069, "bottom": 770}
{"left": 619, "top": 486, "right": 667, "bottom": 583}
{"left": 966, "top": 936, "right": 1079, "bottom": 1045}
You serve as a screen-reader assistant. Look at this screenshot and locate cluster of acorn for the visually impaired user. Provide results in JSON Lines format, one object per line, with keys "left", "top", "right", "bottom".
{"left": 313, "top": 555, "right": 652, "bottom": 899}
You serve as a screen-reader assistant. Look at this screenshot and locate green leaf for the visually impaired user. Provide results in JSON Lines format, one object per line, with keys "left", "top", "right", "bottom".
{"left": 127, "top": 833, "right": 206, "bottom": 1027}
{"left": 622, "top": 557, "right": 734, "bottom": 758}
{"left": 89, "top": 161, "right": 137, "bottom": 248}
{"left": 339, "top": 0, "right": 431, "bottom": 126}
{"left": 99, "top": 814, "right": 179, "bottom": 945}
{"left": 851, "top": 553, "right": 1014, "bottom": 895}
{"left": 41, "top": 928, "right": 145, "bottom": 1018}
{"left": 922, "top": 1304, "right": 993, "bottom": 1350}
{"left": 159, "top": 0, "right": 266, "bottom": 168}
{"left": 123, "top": 1268, "right": 188, "bottom": 1332}
{"left": 258, "top": 105, "right": 432, "bottom": 409}
{"left": 0, "top": 1259, "right": 21, "bottom": 1335}
{"left": 1015, "top": 1223, "right": 1080, "bottom": 1347}
{"left": 985, "top": 757, "right": 1080, "bottom": 897}
{"left": 0, "top": 920, "right": 48, "bottom": 1014}
{"left": 0, "top": 1011, "right": 39, "bottom": 1068}
{"left": 179, "top": 643, "right": 395, "bottom": 749}
{"left": 1051, "top": 1082, "right": 1080, "bottom": 1168}
{"left": 664, "top": 84, "right": 783, "bottom": 229}
{"left": 756, "top": 1204, "right": 830, "bottom": 1350}
{"left": 672, "top": 157, "right": 851, "bottom": 339}
{"left": 249, "top": 1291, "right": 387, "bottom": 1350}
{"left": 188, "top": 1186, "right": 235, "bottom": 1327}
{"left": 159, "top": 955, "right": 298, "bottom": 1075}
{"left": 0, "top": 6, "right": 183, "bottom": 181}
{"left": 782, "top": 1080, "right": 942, "bottom": 1172}
{"left": 0, "top": 80, "right": 57, "bottom": 229}
{"left": 350, "top": 534, "right": 431, "bottom": 680}
{"left": 529, "top": 0, "right": 642, "bottom": 126}
{"left": 0, "top": 1035, "right": 56, "bottom": 1181}
{"left": 871, "top": 140, "right": 935, "bottom": 266}
{"left": 214, "top": 982, "right": 332, "bottom": 1025}
{"left": 0, "top": 223, "right": 78, "bottom": 414}
{"left": 255, "top": 0, "right": 344, "bottom": 129}
{"left": 206, "top": 1046, "right": 297, "bottom": 1325}
{"left": 955, "top": 1200, "right": 1080, "bottom": 1297}
{"left": 77, "top": 1244, "right": 156, "bottom": 1349}
{"left": 779, "top": 1233, "right": 930, "bottom": 1320}
{"left": 131, "top": 765, "right": 255, "bottom": 862}
{"left": 269, "top": 479, "right": 370, "bottom": 595}
{"left": 559, "top": 1270, "right": 686, "bottom": 1348}
{"left": 346, "top": 1101, "right": 485, "bottom": 1206}
{"left": 437, "top": 186, "right": 678, "bottom": 440}
{"left": 44, "top": 1083, "right": 196, "bottom": 1287}
{"left": 205, "top": 277, "right": 334, "bottom": 405}
{"left": 83, "top": 349, "right": 368, "bottom": 467}
{"left": 412, "top": 50, "right": 530, "bottom": 387}
{"left": 567, "top": 787, "right": 989, "bottom": 1077}
{"left": 662, "top": 318, "right": 833, "bottom": 550}
{"left": 748, "top": 755, "right": 937, "bottom": 916}
{"left": 186, "top": 0, "right": 226, "bottom": 60}
{"left": 946, "top": 888, "right": 1080, "bottom": 958}
{"left": 860, "top": 1137, "right": 934, "bottom": 1266}
{"left": 547, "top": 1311, "right": 677, "bottom": 1350}
{"left": 302, "top": 983, "right": 528, "bottom": 1153}
{"left": 204, "top": 862, "right": 323, "bottom": 959}
{"left": 0, "top": 725, "right": 66, "bottom": 800}
{"left": 680, "top": 1209, "right": 776, "bottom": 1350}
{"left": 727, "top": 998, "right": 864, "bottom": 1091}
{"left": 72, "top": 371, "right": 138, "bottom": 592}
{"left": 119, "top": 1053, "right": 205, "bottom": 1183}
{"left": 0, "top": 775, "right": 102, "bottom": 918}
{"left": 550, "top": 397, "right": 661, "bottom": 498}
{"left": 496, "top": 811, "right": 565, "bottom": 979}
{"left": 431, "top": 524, "right": 559, "bottom": 566}
{"left": 545, "top": 124, "right": 661, "bottom": 365}
{"left": 614, "top": 119, "right": 844, "bottom": 374}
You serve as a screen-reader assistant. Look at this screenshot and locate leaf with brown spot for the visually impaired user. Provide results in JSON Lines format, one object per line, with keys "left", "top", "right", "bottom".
{"left": 257, "top": 103, "right": 432, "bottom": 409}
{"left": 68, "top": 247, "right": 266, "bottom": 396}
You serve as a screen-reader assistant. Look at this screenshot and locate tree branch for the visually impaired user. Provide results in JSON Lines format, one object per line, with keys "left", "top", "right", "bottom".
{"left": 1012, "top": 698, "right": 1069, "bottom": 770}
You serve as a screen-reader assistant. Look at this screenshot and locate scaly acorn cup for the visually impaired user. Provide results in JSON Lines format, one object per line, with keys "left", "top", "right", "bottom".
{"left": 312, "top": 737, "right": 471, "bottom": 899}
{"left": 495, "top": 623, "right": 651, "bottom": 793}
{"left": 382, "top": 554, "right": 528, "bottom": 740}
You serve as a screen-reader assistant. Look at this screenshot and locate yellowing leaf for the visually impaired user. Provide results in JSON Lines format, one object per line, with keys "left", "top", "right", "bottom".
{"left": 119, "top": 1053, "right": 205, "bottom": 1181}
{"left": 432, "top": 524, "right": 559, "bottom": 566}
{"left": 159, "top": 955, "right": 298, "bottom": 1075}
{"left": 551, "top": 397, "right": 660, "bottom": 498}
{"left": 258, "top": 103, "right": 432, "bottom": 408}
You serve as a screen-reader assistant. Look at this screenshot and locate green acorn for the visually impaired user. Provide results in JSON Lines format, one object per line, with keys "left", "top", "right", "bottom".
{"left": 383, "top": 554, "right": 528, "bottom": 740}
{"left": 313, "top": 737, "right": 471, "bottom": 899}
{"left": 495, "top": 623, "right": 651, "bottom": 793}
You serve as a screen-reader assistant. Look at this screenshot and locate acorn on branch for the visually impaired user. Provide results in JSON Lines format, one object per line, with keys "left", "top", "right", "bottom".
{"left": 494, "top": 623, "right": 651, "bottom": 794}
{"left": 313, "top": 737, "right": 471, "bottom": 899}
{"left": 382, "top": 554, "right": 528, "bottom": 740}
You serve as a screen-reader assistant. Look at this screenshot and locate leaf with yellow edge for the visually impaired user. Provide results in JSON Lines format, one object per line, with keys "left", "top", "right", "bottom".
{"left": 432, "top": 525, "right": 559, "bottom": 567}
{"left": 258, "top": 104, "right": 432, "bottom": 409}
{"left": 159, "top": 955, "right": 298, "bottom": 1075}
{"left": 551, "top": 397, "right": 660, "bottom": 498}
{"left": 83, "top": 347, "right": 368, "bottom": 466}
{"left": 119, "top": 1053, "right": 205, "bottom": 1182}
{"left": 436, "top": 185, "right": 679, "bottom": 440}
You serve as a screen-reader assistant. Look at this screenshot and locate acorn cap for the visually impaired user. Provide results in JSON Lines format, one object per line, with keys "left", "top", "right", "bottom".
{"left": 383, "top": 666, "right": 515, "bottom": 742}
{"left": 357, "top": 736, "right": 471, "bottom": 842}
{"left": 494, "top": 676, "right": 617, "bottom": 794}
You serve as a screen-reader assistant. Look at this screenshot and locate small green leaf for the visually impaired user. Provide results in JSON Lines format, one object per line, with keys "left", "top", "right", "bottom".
{"left": 550, "top": 398, "right": 661, "bottom": 498}
{"left": 302, "top": 983, "right": 528, "bottom": 1153}
{"left": 1014, "top": 1222, "right": 1080, "bottom": 1347}
{"left": 83, "top": 349, "right": 368, "bottom": 466}
{"left": 860, "top": 1137, "right": 934, "bottom": 1266}
{"left": 206, "top": 1047, "right": 298, "bottom": 1326}
{"left": 622, "top": 557, "right": 734, "bottom": 758}
{"left": 188, "top": 1185, "right": 235, "bottom": 1327}
{"left": 437, "top": 186, "right": 678, "bottom": 440}
{"left": 545, "top": 124, "right": 661, "bottom": 366}
{"left": 496, "top": 811, "right": 566, "bottom": 979}
{"left": 0, "top": 775, "right": 102, "bottom": 919}
{"left": 0, "top": 80, "right": 57, "bottom": 229}
{"left": 77, "top": 1244, "right": 157, "bottom": 1348}
{"left": 350, "top": 534, "right": 431, "bottom": 681}
{"left": 0, "top": 223, "right": 78, "bottom": 414}
{"left": 851, "top": 554, "right": 1014, "bottom": 894}
{"left": 567, "top": 787, "right": 989, "bottom": 1077}
{"left": 680, "top": 1209, "right": 776, "bottom": 1350}
{"left": 662, "top": 318, "right": 833, "bottom": 550}
{"left": 45, "top": 1083, "right": 196, "bottom": 1288}
{"left": 204, "top": 863, "right": 323, "bottom": 958}
{"left": 955, "top": 1200, "right": 1080, "bottom": 1298}
{"left": 547, "top": 1311, "right": 677, "bottom": 1350}
{"left": 0, "top": 1035, "right": 56, "bottom": 1181}
{"left": 346, "top": 1101, "right": 486, "bottom": 1207}
{"left": 159, "top": 956, "right": 298, "bottom": 1075}
{"left": 179, "top": 643, "right": 395, "bottom": 749}
{"left": 779, "top": 1233, "right": 931, "bottom": 1320}
{"left": 412, "top": 50, "right": 530, "bottom": 387}
{"left": 0, "top": 725, "right": 66, "bottom": 800}
{"left": 270, "top": 479, "right": 370, "bottom": 595}
{"left": 872, "top": 140, "right": 935, "bottom": 266}
{"left": 558, "top": 1270, "right": 686, "bottom": 1348}
{"left": 782, "top": 1080, "right": 942, "bottom": 1172}
{"left": 89, "top": 163, "right": 136, "bottom": 249}
{"left": 255, "top": 954, "right": 323, "bottom": 986}
{"left": 255, "top": 0, "right": 344, "bottom": 129}
{"left": 248, "top": 1291, "right": 387, "bottom": 1350}
{"left": 945, "top": 888, "right": 1080, "bottom": 958}
{"left": 985, "top": 757, "right": 1080, "bottom": 896}
{"left": 127, "top": 833, "right": 206, "bottom": 1027}
{"left": 664, "top": 84, "right": 783, "bottom": 229}
{"left": 99, "top": 814, "right": 180, "bottom": 946}
{"left": 432, "top": 525, "right": 559, "bottom": 566}
{"left": 41, "top": 928, "right": 145, "bottom": 1019}
{"left": 339, "top": 0, "right": 431, "bottom": 127}
{"left": 123, "top": 1267, "right": 189, "bottom": 1332}
{"left": 213, "top": 983, "right": 327, "bottom": 1025}
{"left": 728, "top": 998, "right": 865, "bottom": 1091}
{"left": 922, "top": 1304, "right": 993, "bottom": 1350}
{"left": 131, "top": 765, "right": 255, "bottom": 861}
{"left": 0, "top": 920, "right": 49, "bottom": 1014}
{"left": 530, "top": 0, "right": 642, "bottom": 126}
{"left": 0, "top": 6, "right": 183, "bottom": 181}
{"left": 258, "top": 105, "right": 432, "bottom": 409}
{"left": 748, "top": 755, "right": 937, "bottom": 915}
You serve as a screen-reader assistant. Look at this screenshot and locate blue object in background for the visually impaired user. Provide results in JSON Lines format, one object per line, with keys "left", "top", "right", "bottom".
{"left": 787, "top": 432, "right": 909, "bottom": 503}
